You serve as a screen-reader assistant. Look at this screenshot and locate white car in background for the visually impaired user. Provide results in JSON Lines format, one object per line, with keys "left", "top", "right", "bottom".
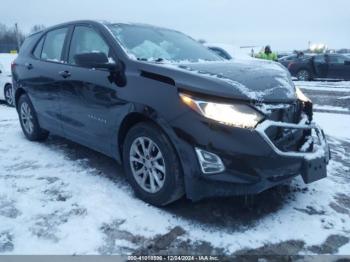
{"left": 204, "top": 43, "right": 255, "bottom": 60}
{"left": 0, "top": 53, "right": 17, "bottom": 106}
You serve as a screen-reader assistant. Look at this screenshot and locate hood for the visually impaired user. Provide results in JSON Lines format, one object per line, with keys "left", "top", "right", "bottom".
{"left": 136, "top": 59, "right": 297, "bottom": 103}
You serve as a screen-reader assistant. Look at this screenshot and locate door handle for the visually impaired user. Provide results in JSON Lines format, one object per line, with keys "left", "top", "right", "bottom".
{"left": 25, "top": 63, "right": 33, "bottom": 70}
{"left": 59, "top": 70, "right": 71, "bottom": 79}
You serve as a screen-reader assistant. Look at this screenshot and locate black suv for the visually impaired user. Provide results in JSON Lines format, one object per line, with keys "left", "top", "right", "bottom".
{"left": 12, "top": 21, "right": 330, "bottom": 206}
{"left": 287, "top": 54, "right": 350, "bottom": 81}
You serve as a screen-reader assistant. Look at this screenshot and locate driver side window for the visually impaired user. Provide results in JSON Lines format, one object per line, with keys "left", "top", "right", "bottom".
{"left": 68, "top": 26, "right": 114, "bottom": 65}
{"left": 314, "top": 55, "right": 326, "bottom": 63}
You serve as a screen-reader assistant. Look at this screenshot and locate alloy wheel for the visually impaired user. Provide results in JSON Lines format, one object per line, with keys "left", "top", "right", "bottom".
{"left": 20, "top": 102, "right": 34, "bottom": 135}
{"left": 129, "top": 136, "right": 166, "bottom": 193}
{"left": 297, "top": 70, "right": 309, "bottom": 81}
{"left": 4, "top": 85, "right": 14, "bottom": 106}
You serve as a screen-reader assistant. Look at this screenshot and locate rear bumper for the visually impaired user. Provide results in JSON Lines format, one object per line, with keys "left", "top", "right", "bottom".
{"left": 169, "top": 112, "right": 330, "bottom": 201}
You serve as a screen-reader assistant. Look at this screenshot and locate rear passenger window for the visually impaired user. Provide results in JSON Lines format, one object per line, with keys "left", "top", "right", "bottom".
{"left": 33, "top": 37, "right": 45, "bottom": 58}
{"left": 329, "top": 55, "right": 346, "bottom": 64}
{"left": 68, "top": 26, "right": 112, "bottom": 65}
{"left": 41, "top": 27, "right": 68, "bottom": 62}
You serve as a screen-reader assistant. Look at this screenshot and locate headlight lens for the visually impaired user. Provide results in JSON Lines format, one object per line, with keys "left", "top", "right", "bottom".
{"left": 180, "top": 93, "right": 264, "bottom": 128}
{"left": 296, "top": 87, "right": 311, "bottom": 103}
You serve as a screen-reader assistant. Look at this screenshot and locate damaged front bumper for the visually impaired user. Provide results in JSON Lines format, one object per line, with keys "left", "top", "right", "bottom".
{"left": 169, "top": 108, "right": 330, "bottom": 201}
{"left": 256, "top": 115, "right": 330, "bottom": 184}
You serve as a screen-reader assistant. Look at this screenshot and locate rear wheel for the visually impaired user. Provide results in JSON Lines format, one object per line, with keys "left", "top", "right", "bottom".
{"left": 123, "top": 122, "right": 184, "bottom": 206}
{"left": 18, "top": 94, "right": 49, "bottom": 141}
{"left": 296, "top": 69, "right": 311, "bottom": 81}
{"left": 4, "top": 84, "right": 14, "bottom": 107}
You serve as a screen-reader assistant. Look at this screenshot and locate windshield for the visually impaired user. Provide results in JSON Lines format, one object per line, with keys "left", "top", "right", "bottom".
{"left": 108, "top": 24, "right": 222, "bottom": 63}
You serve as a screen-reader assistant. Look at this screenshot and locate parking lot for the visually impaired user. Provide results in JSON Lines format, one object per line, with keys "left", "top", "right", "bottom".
{"left": 0, "top": 81, "right": 349, "bottom": 257}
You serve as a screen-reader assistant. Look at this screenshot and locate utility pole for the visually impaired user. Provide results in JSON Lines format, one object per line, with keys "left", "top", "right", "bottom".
{"left": 14, "top": 23, "right": 21, "bottom": 51}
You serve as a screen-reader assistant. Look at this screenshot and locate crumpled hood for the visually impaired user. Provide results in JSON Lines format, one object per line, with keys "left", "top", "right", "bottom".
{"left": 136, "top": 59, "right": 297, "bottom": 102}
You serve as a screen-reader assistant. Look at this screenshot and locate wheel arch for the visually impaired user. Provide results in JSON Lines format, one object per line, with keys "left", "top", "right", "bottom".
{"left": 14, "top": 87, "right": 27, "bottom": 110}
{"left": 116, "top": 112, "right": 182, "bottom": 164}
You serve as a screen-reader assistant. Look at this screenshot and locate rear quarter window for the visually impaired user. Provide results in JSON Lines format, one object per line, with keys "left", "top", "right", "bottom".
{"left": 33, "top": 37, "right": 45, "bottom": 59}
{"left": 19, "top": 33, "right": 41, "bottom": 55}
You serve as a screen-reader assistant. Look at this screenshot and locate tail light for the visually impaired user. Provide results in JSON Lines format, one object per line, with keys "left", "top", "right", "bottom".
{"left": 11, "top": 61, "right": 16, "bottom": 73}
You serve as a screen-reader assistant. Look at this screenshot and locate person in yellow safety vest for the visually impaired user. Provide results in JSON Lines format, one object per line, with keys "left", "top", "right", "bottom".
{"left": 256, "top": 45, "right": 278, "bottom": 61}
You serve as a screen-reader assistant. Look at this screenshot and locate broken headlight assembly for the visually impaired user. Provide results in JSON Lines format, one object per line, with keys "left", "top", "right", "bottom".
{"left": 296, "top": 87, "right": 311, "bottom": 103}
{"left": 296, "top": 87, "right": 313, "bottom": 120}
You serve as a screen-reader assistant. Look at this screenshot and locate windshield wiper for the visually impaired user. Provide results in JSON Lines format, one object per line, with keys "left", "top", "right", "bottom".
{"left": 136, "top": 57, "right": 165, "bottom": 63}
{"left": 154, "top": 58, "right": 164, "bottom": 62}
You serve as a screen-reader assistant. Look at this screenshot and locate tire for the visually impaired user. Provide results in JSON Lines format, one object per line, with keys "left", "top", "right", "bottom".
{"left": 4, "top": 84, "right": 14, "bottom": 107}
{"left": 296, "top": 69, "right": 311, "bottom": 81}
{"left": 123, "top": 122, "right": 184, "bottom": 206}
{"left": 17, "top": 94, "right": 49, "bottom": 141}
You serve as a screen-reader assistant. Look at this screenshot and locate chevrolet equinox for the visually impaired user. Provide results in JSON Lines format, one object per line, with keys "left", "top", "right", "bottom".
{"left": 12, "top": 20, "right": 330, "bottom": 206}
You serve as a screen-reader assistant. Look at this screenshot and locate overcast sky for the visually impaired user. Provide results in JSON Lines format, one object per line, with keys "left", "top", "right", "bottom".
{"left": 1, "top": 0, "right": 349, "bottom": 51}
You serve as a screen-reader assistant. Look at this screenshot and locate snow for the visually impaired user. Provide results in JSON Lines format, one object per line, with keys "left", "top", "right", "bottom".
{"left": 175, "top": 64, "right": 266, "bottom": 100}
{"left": 300, "top": 136, "right": 313, "bottom": 152}
{"left": 297, "top": 81, "right": 350, "bottom": 93}
{"left": 0, "top": 54, "right": 17, "bottom": 73}
{"left": 167, "top": 59, "right": 295, "bottom": 101}
{"left": 204, "top": 43, "right": 254, "bottom": 60}
{"left": 338, "top": 95, "right": 350, "bottom": 100}
{"left": 314, "top": 113, "right": 350, "bottom": 141}
{"left": 314, "top": 105, "right": 349, "bottom": 112}
{"left": 0, "top": 105, "right": 349, "bottom": 255}
{"left": 129, "top": 40, "right": 173, "bottom": 61}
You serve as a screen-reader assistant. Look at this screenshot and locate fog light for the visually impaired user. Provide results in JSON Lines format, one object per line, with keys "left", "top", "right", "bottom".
{"left": 195, "top": 148, "right": 225, "bottom": 174}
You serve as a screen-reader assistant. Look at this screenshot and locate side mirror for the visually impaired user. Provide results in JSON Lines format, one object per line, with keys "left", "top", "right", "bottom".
{"left": 74, "top": 52, "right": 117, "bottom": 70}
{"left": 344, "top": 61, "right": 350, "bottom": 66}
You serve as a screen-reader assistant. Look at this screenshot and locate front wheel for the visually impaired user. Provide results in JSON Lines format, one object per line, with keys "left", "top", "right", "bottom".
{"left": 296, "top": 69, "right": 311, "bottom": 81}
{"left": 4, "top": 84, "right": 14, "bottom": 107}
{"left": 18, "top": 94, "right": 49, "bottom": 141}
{"left": 123, "top": 122, "right": 184, "bottom": 206}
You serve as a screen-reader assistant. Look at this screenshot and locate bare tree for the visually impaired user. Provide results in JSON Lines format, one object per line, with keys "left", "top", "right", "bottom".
{"left": 30, "top": 24, "right": 46, "bottom": 34}
{"left": 0, "top": 23, "right": 25, "bottom": 52}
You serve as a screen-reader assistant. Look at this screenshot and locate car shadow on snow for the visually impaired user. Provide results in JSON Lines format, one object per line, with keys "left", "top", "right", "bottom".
{"left": 0, "top": 101, "right": 13, "bottom": 107}
{"left": 45, "top": 134, "right": 302, "bottom": 231}
{"left": 164, "top": 186, "right": 301, "bottom": 231}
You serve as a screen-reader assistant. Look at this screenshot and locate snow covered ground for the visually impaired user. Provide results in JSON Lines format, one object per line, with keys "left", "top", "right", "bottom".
{"left": 0, "top": 81, "right": 349, "bottom": 256}
{"left": 297, "top": 81, "right": 350, "bottom": 93}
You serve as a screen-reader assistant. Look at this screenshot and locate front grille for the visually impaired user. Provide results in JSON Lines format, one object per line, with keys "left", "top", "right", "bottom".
{"left": 257, "top": 101, "right": 307, "bottom": 152}
{"left": 264, "top": 102, "right": 303, "bottom": 124}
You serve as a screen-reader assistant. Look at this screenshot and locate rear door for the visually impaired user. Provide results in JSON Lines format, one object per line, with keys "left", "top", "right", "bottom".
{"left": 58, "top": 24, "right": 122, "bottom": 155}
{"left": 16, "top": 27, "right": 70, "bottom": 132}
{"left": 313, "top": 55, "right": 329, "bottom": 79}
{"left": 328, "top": 55, "right": 350, "bottom": 80}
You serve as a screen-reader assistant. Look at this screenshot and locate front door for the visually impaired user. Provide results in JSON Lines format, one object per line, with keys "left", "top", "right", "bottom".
{"left": 59, "top": 25, "right": 123, "bottom": 155}
{"left": 313, "top": 55, "right": 329, "bottom": 79}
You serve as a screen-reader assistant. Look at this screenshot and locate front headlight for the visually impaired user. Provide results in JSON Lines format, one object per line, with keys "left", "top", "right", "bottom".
{"left": 296, "top": 87, "right": 311, "bottom": 103}
{"left": 179, "top": 93, "right": 264, "bottom": 128}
